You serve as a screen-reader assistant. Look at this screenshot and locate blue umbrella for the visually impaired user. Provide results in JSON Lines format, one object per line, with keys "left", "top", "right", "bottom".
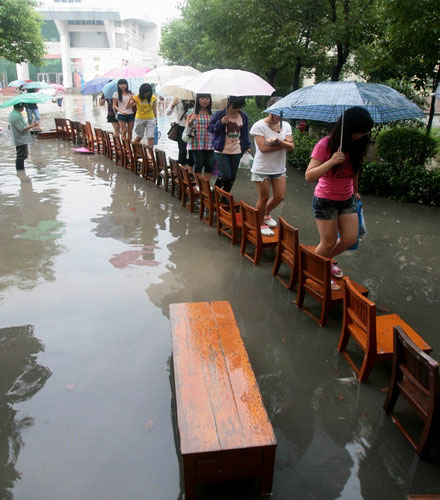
{"left": 102, "top": 77, "right": 144, "bottom": 99}
{"left": 265, "top": 81, "right": 425, "bottom": 123}
{"left": 81, "top": 77, "right": 112, "bottom": 95}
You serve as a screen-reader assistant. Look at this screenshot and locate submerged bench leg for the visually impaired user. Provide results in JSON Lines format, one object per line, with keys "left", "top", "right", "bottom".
{"left": 183, "top": 455, "right": 196, "bottom": 500}
{"left": 259, "top": 446, "right": 276, "bottom": 496}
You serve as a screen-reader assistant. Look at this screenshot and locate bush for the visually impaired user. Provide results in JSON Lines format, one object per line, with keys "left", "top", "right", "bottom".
{"left": 359, "top": 160, "right": 440, "bottom": 206}
{"left": 287, "top": 130, "right": 317, "bottom": 170}
{"left": 377, "top": 127, "right": 437, "bottom": 168}
{"left": 359, "top": 161, "right": 395, "bottom": 197}
{"left": 245, "top": 98, "right": 265, "bottom": 128}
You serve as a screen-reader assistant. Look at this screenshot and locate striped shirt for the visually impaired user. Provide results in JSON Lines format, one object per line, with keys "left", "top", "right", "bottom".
{"left": 187, "top": 112, "right": 213, "bottom": 151}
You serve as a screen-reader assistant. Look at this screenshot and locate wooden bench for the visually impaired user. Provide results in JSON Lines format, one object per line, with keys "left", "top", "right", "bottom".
{"left": 170, "top": 301, "right": 277, "bottom": 499}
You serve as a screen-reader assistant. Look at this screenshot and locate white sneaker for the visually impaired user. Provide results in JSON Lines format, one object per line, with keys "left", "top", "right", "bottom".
{"left": 264, "top": 215, "right": 277, "bottom": 228}
{"left": 260, "top": 225, "right": 275, "bottom": 236}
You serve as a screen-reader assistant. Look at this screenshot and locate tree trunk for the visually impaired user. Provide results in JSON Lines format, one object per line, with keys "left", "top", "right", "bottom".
{"left": 426, "top": 70, "right": 440, "bottom": 133}
{"left": 331, "top": 43, "right": 348, "bottom": 81}
{"left": 292, "top": 58, "right": 303, "bottom": 91}
{"left": 266, "top": 68, "right": 278, "bottom": 87}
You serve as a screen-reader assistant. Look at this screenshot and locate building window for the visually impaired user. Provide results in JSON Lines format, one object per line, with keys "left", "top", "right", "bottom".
{"left": 115, "top": 33, "right": 127, "bottom": 50}
{"left": 42, "top": 20, "right": 60, "bottom": 42}
{"left": 69, "top": 31, "right": 109, "bottom": 48}
{"left": 67, "top": 20, "right": 104, "bottom": 25}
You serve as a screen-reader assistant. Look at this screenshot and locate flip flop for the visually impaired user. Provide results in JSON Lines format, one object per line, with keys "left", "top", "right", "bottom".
{"left": 331, "top": 280, "right": 341, "bottom": 291}
{"left": 331, "top": 264, "right": 343, "bottom": 278}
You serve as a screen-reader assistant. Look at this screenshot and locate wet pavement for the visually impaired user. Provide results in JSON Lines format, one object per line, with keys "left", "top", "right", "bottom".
{"left": 0, "top": 96, "right": 439, "bottom": 500}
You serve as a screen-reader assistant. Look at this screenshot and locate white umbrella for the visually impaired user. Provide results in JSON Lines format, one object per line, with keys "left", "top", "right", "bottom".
{"left": 181, "top": 68, "right": 275, "bottom": 96}
{"left": 161, "top": 75, "right": 226, "bottom": 102}
{"left": 143, "top": 65, "right": 200, "bottom": 85}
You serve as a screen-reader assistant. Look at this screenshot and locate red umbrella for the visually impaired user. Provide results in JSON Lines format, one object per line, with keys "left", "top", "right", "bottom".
{"left": 50, "top": 83, "right": 65, "bottom": 91}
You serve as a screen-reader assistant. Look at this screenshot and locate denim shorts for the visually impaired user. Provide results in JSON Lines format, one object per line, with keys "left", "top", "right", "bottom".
{"left": 251, "top": 172, "right": 286, "bottom": 182}
{"left": 312, "top": 195, "right": 357, "bottom": 220}
{"left": 117, "top": 113, "right": 135, "bottom": 122}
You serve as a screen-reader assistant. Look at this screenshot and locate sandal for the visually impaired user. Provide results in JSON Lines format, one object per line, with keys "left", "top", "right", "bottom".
{"left": 331, "top": 264, "right": 343, "bottom": 278}
{"left": 331, "top": 280, "right": 341, "bottom": 291}
{"left": 260, "top": 225, "right": 275, "bottom": 237}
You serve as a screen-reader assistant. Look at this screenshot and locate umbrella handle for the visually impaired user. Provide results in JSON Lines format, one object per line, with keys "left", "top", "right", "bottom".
{"left": 340, "top": 111, "right": 344, "bottom": 151}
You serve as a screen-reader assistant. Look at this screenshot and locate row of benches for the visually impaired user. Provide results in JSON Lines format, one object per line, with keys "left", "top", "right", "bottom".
{"left": 53, "top": 117, "right": 439, "bottom": 498}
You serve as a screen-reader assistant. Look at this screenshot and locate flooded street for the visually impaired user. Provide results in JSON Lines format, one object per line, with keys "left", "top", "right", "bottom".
{"left": 0, "top": 96, "right": 439, "bottom": 500}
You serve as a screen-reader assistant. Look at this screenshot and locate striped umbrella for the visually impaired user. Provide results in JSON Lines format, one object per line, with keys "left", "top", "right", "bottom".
{"left": 265, "top": 81, "right": 425, "bottom": 123}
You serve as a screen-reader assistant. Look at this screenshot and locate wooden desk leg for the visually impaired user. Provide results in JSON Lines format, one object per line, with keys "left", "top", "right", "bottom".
{"left": 183, "top": 455, "right": 196, "bottom": 500}
{"left": 259, "top": 446, "right": 276, "bottom": 495}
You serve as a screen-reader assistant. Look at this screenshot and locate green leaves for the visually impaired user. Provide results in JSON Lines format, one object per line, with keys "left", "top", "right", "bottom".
{"left": 0, "top": 0, "right": 45, "bottom": 65}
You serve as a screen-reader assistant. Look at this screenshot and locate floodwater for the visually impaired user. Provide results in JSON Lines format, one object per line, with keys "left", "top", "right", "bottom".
{"left": 0, "top": 96, "right": 439, "bottom": 500}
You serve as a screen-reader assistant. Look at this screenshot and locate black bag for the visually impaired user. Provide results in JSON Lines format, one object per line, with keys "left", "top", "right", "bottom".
{"left": 167, "top": 107, "right": 187, "bottom": 142}
{"left": 167, "top": 122, "right": 179, "bottom": 141}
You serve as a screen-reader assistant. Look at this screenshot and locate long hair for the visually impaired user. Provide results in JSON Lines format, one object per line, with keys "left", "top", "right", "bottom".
{"left": 327, "top": 106, "right": 373, "bottom": 176}
{"left": 195, "top": 94, "right": 212, "bottom": 115}
{"left": 138, "top": 83, "right": 153, "bottom": 104}
{"left": 117, "top": 79, "right": 130, "bottom": 102}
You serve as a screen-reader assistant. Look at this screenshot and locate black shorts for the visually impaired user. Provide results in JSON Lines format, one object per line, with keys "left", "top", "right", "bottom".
{"left": 107, "top": 115, "right": 117, "bottom": 123}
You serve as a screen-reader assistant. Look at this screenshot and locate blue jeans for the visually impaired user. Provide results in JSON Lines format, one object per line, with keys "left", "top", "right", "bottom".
{"left": 26, "top": 108, "right": 40, "bottom": 124}
{"left": 215, "top": 152, "right": 243, "bottom": 182}
{"left": 192, "top": 150, "right": 214, "bottom": 174}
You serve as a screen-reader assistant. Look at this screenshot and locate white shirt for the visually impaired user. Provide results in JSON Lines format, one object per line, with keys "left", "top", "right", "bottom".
{"left": 112, "top": 92, "right": 134, "bottom": 114}
{"left": 166, "top": 100, "right": 187, "bottom": 127}
{"left": 250, "top": 119, "right": 292, "bottom": 175}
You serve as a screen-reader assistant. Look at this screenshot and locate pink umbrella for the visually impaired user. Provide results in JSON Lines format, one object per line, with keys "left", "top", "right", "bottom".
{"left": 50, "top": 83, "right": 65, "bottom": 90}
{"left": 102, "top": 66, "right": 151, "bottom": 79}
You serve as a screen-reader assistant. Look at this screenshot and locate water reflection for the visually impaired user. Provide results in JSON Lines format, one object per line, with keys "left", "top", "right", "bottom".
{"left": 0, "top": 325, "right": 51, "bottom": 499}
{"left": 0, "top": 171, "right": 63, "bottom": 294}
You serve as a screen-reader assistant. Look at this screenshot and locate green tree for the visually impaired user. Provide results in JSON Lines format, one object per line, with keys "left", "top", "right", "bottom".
{"left": 160, "top": 0, "right": 328, "bottom": 90}
{"left": 357, "top": 0, "right": 440, "bottom": 131}
{"left": 0, "top": 0, "right": 45, "bottom": 66}
{"left": 160, "top": 0, "right": 383, "bottom": 91}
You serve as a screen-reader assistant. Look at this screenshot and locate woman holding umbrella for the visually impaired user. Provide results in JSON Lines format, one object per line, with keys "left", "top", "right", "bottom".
{"left": 99, "top": 94, "right": 120, "bottom": 136}
{"left": 112, "top": 79, "right": 135, "bottom": 141}
{"left": 250, "top": 96, "right": 294, "bottom": 236}
{"left": 305, "top": 106, "right": 373, "bottom": 288}
{"left": 166, "top": 97, "right": 194, "bottom": 169}
{"left": 186, "top": 94, "right": 214, "bottom": 178}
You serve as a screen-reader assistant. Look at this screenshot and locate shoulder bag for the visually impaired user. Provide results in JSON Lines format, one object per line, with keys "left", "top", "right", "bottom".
{"left": 167, "top": 108, "right": 187, "bottom": 142}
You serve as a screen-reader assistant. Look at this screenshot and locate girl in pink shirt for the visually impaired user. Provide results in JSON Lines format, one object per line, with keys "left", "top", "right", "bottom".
{"left": 305, "top": 107, "right": 373, "bottom": 286}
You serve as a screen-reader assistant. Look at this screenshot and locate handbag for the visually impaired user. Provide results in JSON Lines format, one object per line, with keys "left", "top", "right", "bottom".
{"left": 167, "top": 108, "right": 187, "bottom": 142}
{"left": 167, "top": 122, "right": 179, "bottom": 141}
{"left": 182, "top": 123, "right": 196, "bottom": 144}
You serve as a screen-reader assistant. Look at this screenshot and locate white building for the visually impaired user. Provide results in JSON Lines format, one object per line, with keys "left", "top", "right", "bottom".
{"left": 16, "top": 0, "right": 161, "bottom": 89}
